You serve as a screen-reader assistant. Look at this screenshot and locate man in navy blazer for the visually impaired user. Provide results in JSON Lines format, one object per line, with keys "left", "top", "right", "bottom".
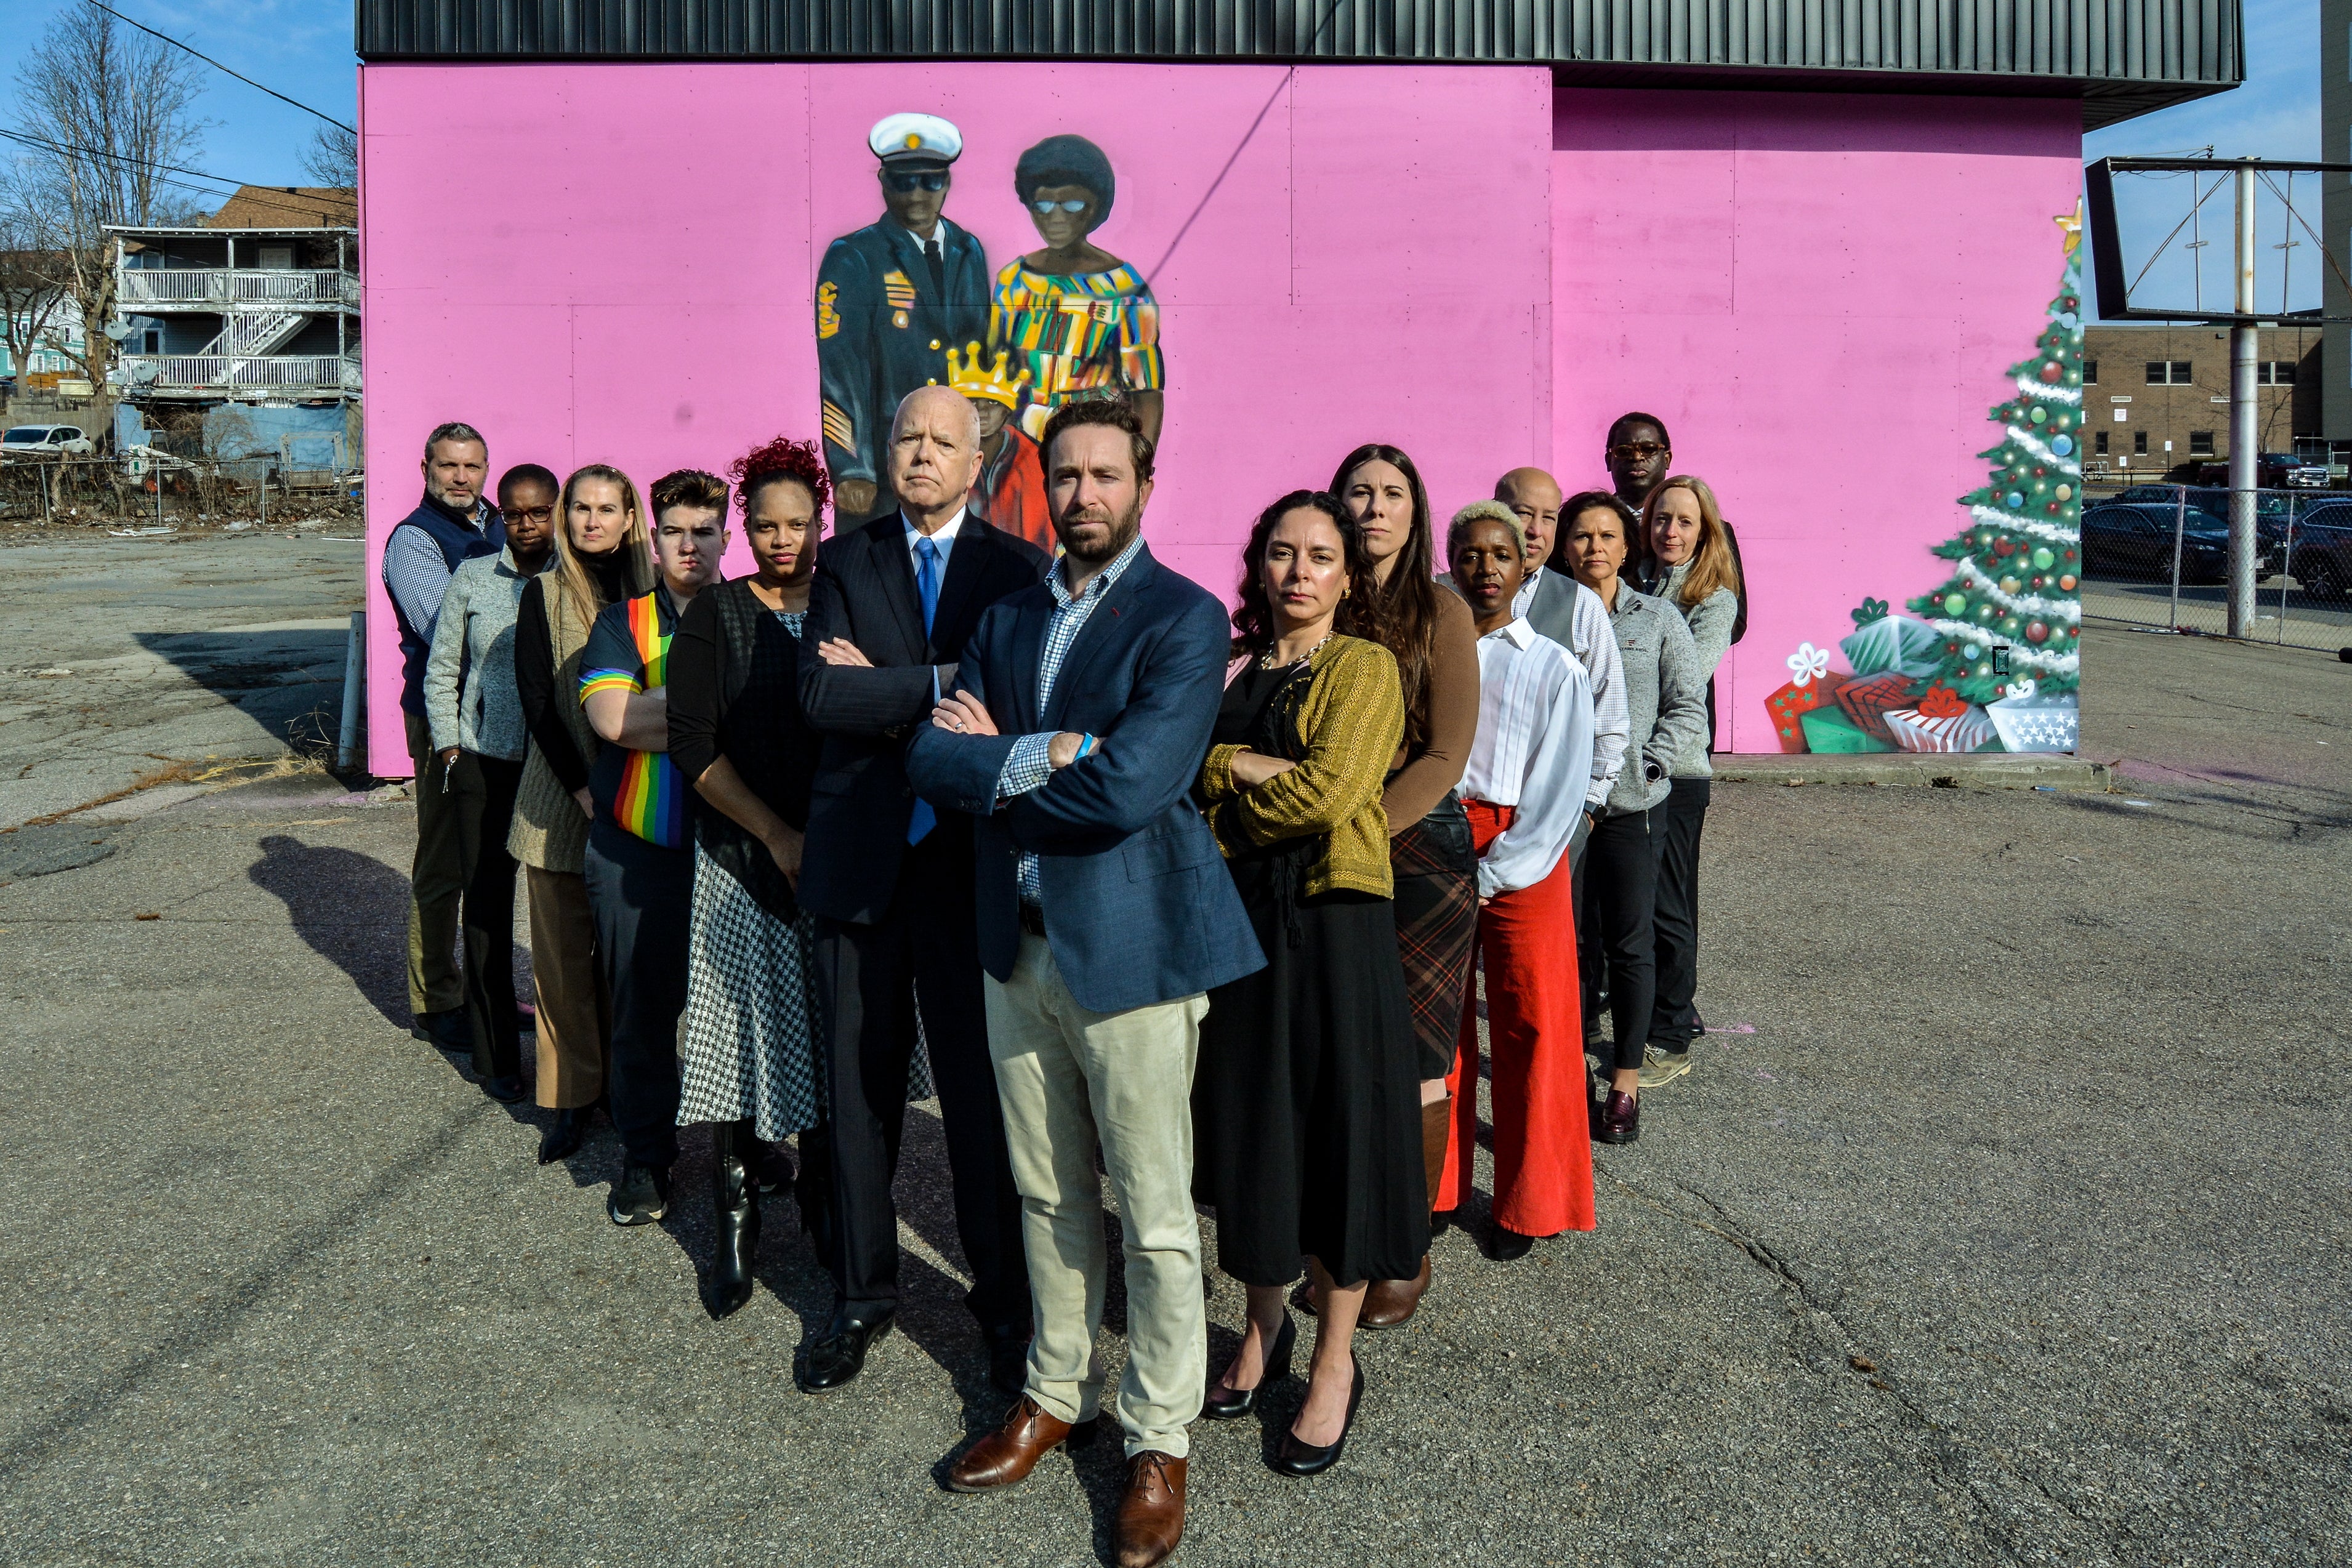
{"left": 906, "top": 400, "right": 1259, "bottom": 1568}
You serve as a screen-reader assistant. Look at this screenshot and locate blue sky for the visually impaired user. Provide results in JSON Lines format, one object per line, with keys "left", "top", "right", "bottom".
{"left": 0, "top": 0, "right": 2316, "bottom": 314}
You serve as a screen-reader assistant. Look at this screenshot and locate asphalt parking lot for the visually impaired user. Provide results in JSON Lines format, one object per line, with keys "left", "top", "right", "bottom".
{"left": 1, "top": 543, "right": 2345, "bottom": 1566}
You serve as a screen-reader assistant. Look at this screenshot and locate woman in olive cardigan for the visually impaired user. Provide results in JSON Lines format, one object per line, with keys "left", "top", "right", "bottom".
{"left": 1191, "top": 491, "right": 1423, "bottom": 1480}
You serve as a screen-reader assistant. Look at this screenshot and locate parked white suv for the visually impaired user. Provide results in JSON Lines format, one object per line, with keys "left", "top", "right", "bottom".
{"left": 1, "top": 424, "right": 96, "bottom": 457}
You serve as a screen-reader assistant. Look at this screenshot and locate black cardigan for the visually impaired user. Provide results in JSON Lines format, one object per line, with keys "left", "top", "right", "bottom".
{"left": 668, "top": 577, "right": 819, "bottom": 916}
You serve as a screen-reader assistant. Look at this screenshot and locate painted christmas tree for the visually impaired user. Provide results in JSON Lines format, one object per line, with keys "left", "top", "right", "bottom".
{"left": 1901, "top": 208, "right": 2085, "bottom": 709}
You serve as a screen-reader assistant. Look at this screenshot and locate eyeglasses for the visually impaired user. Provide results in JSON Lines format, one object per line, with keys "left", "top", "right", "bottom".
{"left": 501, "top": 505, "right": 555, "bottom": 525}
{"left": 1031, "top": 198, "right": 1089, "bottom": 215}
{"left": 1608, "top": 441, "right": 1667, "bottom": 462}
{"left": 885, "top": 171, "right": 949, "bottom": 193}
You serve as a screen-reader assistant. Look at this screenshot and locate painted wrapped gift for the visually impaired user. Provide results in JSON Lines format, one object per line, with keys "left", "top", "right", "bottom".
{"left": 1840, "top": 600, "right": 1945, "bottom": 680}
{"left": 1763, "top": 641, "right": 1848, "bottom": 753}
{"left": 1835, "top": 670, "right": 1921, "bottom": 744}
{"left": 1986, "top": 684, "right": 2080, "bottom": 753}
{"left": 1799, "top": 707, "right": 1894, "bottom": 754}
{"left": 1885, "top": 685, "right": 1997, "bottom": 754}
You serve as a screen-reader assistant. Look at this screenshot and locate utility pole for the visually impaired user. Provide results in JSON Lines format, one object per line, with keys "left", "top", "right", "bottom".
{"left": 2228, "top": 163, "right": 2258, "bottom": 637}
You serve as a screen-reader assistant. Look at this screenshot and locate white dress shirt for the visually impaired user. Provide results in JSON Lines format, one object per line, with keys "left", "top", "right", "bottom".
{"left": 1460, "top": 617, "right": 1596, "bottom": 900}
{"left": 904, "top": 506, "right": 966, "bottom": 575}
{"left": 1513, "top": 566, "right": 1627, "bottom": 810}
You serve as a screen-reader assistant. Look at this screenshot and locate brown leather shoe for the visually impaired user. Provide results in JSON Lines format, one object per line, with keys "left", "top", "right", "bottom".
{"left": 1114, "top": 1451, "right": 1187, "bottom": 1568}
{"left": 1359, "top": 1253, "right": 1431, "bottom": 1329}
{"left": 944, "top": 1396, "right": 1093, "bottom": 1493}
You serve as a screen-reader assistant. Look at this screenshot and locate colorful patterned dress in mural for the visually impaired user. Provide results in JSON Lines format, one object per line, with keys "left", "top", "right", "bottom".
{"left": 989, "top": 260, "right": 1164, "bottom": 440}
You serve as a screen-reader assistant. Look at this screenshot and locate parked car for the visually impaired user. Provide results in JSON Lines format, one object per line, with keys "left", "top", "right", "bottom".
{"left": 1, "top": 424, "right": 95, "bottom": 457}
{"left": 2282, "top": 501, "right": 2352, "bottom": 603}
{"left": 2079, "top": 499, "right": 2229, "bottom": 584}
{"left": 2108, "top": 484, "right": 2300, "bottom": 555}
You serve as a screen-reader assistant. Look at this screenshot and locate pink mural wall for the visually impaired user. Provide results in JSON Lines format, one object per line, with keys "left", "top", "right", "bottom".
{"left": 1549, "top": 88, "right": 2084, "bottom": 752}
{"left": 358, "top": 61, "right": 1553, "bottom": 773}
{"left": 358, "top": 64, "right": 2080, "bottom": 772}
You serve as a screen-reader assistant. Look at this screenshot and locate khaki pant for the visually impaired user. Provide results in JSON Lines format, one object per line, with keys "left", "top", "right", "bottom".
{"left": 405, "top": 709, "right": 468, "bottom": 1016}
{"left": 527, "top": 864, "right": 610, "bottom": 1109}
{"left": 984, "top": 933, "right": 1207, "bottom": 1459}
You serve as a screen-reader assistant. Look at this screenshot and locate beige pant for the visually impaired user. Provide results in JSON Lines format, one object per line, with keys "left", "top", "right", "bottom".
{"left": 526, "top": 864, "right": 610, "bottom": 1109}
{"left": 985, "top": 933, "right": 1208, "bottom": 1459}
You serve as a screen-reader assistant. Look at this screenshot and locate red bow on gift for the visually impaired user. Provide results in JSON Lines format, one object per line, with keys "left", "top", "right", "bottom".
{"left": 1917, "top": 685, "right": 1967, "bottom": 720}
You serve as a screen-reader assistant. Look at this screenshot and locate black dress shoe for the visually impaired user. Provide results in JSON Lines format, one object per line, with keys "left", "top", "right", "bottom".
{"left": 411, "top": 1007, "right": 472, "bottom": 1052}
{"left": 1203, "top": 1312, "right": 1294, "bottom": 1420}
{"left": 706, "top": 1123, "right": 760, "bottom": 1318}
{"left": 1270, "top": 1356, "right": 1364, "bottom": 1477}
{"left": 1593, "top": 1088, "right": 1641, "bottom": 1146}
{"left": 1489, "top": 1224, "right": 1536, "bottom": 1262}
{"left": 607, "top": 1163, "right": 671, "bottom": 1227}
{"left": 480, "top": 1074, "right": 526, "bottom": 1104}
{"left": 539, "top": 1106, "right": 592, "bottom": 1165}
{"left": 985, "top": 1325, "right": 1033, "bottom": 1399}
{"left": 799, "top": 1308, "right": 896, "bottom": 1393}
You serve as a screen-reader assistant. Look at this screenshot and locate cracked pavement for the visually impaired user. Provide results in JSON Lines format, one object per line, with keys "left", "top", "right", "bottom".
{"left": 0, "top": 560, "right": 2345, "bottom": 1566}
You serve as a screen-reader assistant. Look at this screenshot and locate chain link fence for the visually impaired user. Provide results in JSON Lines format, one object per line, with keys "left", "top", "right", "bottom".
{"left": 1, "top": 451, "right": 360, "bottom": 534}
{"left": 2078, "top": 483, "right": 2352, "bottom": 653}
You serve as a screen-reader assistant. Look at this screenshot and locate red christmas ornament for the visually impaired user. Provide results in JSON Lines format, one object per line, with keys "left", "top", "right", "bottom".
{"left": 2038, "top": 361, "right": 2063, "bottom": 384}
{"left": 2025, "top": 620, "right": 2050, "bottom": 645}
{"left": 1993, "top": 537, "right": 2016, "bottom": 557}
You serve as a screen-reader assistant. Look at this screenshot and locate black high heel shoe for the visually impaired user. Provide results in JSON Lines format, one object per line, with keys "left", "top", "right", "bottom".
{"left": 538, "top": 1105, "right": 592, "bottom": 1165}
{"left": 1270, "top": 1355, "right": 1365, "bottom": 1477}
{"left": 1202, "top": 1311, "right": 1294, "bottom": 1421}
{"left": 706, "top": 1121, "right": 760, "bottom": 1318}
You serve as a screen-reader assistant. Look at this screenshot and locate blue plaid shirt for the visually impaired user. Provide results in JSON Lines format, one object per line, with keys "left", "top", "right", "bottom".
{"left": 995, "top": 534, "right": 1146, "bottom": 907}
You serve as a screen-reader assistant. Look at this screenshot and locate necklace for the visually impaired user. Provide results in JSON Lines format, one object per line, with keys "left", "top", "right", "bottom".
{"left": 1259, "top": 630, "right": 1334, "bottom": 670}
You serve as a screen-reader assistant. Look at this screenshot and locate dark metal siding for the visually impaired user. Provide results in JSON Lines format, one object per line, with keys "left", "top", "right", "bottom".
{"left": 355, "top": 0, "right": 2240, "bottom": 129}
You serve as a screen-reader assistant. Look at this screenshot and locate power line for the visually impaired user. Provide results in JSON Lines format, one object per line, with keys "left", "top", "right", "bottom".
{"left": 0, "top": 126, "right": 352, "bottom": 227}
{"left": 83, "top": 0, "right": 356, "bottom": 135}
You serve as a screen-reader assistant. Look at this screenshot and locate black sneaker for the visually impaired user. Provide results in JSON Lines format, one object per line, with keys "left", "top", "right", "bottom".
{"left": 411, "top": 1007, "right": 472, "bottom": 1052}
{"left": 607, "top": 1164, "right": 672, "bottom": 1226}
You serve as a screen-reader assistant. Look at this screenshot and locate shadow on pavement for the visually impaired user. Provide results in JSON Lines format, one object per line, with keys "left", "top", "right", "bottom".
{"left": 248, "top": 833, "right": 410, "bottom": 1027}
{"left": 135, "top": 629, "right": 345, "bottom": 751}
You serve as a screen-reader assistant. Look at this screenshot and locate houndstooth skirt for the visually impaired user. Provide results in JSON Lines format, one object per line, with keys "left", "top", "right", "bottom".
{"left": 676, "top": 841, "right": 933, "bottom": 1141}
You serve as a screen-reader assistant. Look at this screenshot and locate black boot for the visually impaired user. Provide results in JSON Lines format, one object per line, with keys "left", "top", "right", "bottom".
{"left": 707, "top": 1120, "right": 760, "bottom": 1317}
{"left": 795, "top": 1122, "right": 839, "bottom": 1273}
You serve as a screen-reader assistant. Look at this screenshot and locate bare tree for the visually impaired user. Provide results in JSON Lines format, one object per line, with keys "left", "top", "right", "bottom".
{"left": 0, "top": 196, "right": 73, "bottom": 390}
{"left": 9, "top": 6, "right": 211, "bottom": 393}
{"left": 304, "top": 124, "right": 358, "bottom": 189}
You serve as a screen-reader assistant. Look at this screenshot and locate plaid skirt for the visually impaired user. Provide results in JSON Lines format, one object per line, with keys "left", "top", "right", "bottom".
{"left": 1391, "top": 813, "right": 1479, "bottom": 1081}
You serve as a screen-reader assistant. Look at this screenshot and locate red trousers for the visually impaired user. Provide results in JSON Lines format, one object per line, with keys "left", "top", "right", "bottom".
{"left": 1438, "top": 800, "right": 1595, "bottom": 1234}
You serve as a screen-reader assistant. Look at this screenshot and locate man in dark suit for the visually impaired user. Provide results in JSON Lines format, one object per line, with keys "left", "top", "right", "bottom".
{"left": 795, "top": 384, "right": 1049, "bottom": 1396}
{"left": 906, "top": 400, "right": 1262, "bottom": 1568}
{"left": 817, "top": 111, "right": 991, "bottom": 528}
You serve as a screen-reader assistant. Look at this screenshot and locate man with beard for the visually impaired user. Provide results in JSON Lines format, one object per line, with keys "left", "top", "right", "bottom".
{"left": 906, "top": 399, "right": 1262, "bottom": 1568}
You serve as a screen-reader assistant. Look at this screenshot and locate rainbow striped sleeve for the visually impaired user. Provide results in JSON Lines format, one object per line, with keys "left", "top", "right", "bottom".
{"left": 578, "top": 667, "right": 643, "bottom": 703}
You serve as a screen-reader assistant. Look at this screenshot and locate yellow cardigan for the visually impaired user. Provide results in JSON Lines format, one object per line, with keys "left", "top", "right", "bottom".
{"left": 1198, "top": 635, "right": 1404, "bottom": 899}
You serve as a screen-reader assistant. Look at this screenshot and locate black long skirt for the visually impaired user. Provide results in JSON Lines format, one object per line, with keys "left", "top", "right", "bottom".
{"left": 1193, "top": 873, "right": 1431, "bottom": 1289}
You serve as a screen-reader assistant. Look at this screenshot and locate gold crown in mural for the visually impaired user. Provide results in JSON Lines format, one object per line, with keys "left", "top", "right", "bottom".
{"left": 943, "top": 342, "right": 1030, "bottom": 409}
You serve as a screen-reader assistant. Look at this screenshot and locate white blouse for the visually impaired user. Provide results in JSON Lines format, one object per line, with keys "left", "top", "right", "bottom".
{"left": 1460, "top": 617, "right": 1597, "bottom": 899}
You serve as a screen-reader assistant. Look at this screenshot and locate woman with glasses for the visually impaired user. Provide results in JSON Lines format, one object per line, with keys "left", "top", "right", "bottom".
{"left": 510, "top": 464, "right": 653, "bottom": 1164}
{"left": 989, "top": 134, "right": 1164, "bottom": 444}
{"left": 1632, "top": 476, "right": 1741, "bottom": 1091}
{"left": 1558, "top": 493, "right": 1707, "bottom": 1149}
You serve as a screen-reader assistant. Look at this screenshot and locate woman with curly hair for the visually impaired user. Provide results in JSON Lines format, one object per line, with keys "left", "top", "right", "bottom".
{"left": 1190, "top": 491, "right": 1424, "bottom": 1478}
{"left": 664, "top": 438, "right": 843, "bottom": 1314}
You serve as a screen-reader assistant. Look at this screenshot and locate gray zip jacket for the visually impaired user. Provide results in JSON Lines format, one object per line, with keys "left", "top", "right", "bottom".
{"left": 423, "top": 545, "right": 534, "bottom": 761}
{"left": 1602, "top": 581, "right": 1709, "bottom": 816}
{"left": 1656, "top": 561, "right": 1739, "bottom": 779}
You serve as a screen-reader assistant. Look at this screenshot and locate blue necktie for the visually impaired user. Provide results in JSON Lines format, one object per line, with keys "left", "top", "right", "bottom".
{"left": 907, "top": 535, "right": 941, "bottom": 845}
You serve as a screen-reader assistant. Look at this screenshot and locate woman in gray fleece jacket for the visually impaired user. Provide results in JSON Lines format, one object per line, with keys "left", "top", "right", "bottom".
{"left": 420, "top": 467, "right": 558, "bottom": 1101}
{"left": 1635, "top": 476, "right": 1742, "bottom": 1093}
{"left": 1560, "top": 491, "right": 1707, "bottom": 1149}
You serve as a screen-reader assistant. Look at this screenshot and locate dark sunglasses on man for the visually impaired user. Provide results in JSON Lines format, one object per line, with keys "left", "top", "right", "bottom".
{"left": 885, "top": 170, "right": 949, "bottom": 193}
{"left": 1608, "top": 441, "right": 1668, "bottom": 462}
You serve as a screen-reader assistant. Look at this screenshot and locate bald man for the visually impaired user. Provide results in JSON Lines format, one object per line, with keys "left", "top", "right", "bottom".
{"left": 797, "top": 385, "right": 1052, "bottom": 1396}
{"left": 1491, "top": 467, "right": 1629, "bottom": 835}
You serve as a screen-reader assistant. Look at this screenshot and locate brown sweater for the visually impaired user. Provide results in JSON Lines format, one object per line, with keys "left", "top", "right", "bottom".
{"left": 1380, "top": 586, "right": 1479, "bottom": 834}
{"left": 1199, "top": 636, "right": 1404, "bottom": 899}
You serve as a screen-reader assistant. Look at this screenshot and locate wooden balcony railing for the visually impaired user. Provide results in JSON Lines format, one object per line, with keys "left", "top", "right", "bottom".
{"left": 122, "top": 353, "right": 361, "bottom": 393}
{"left": 118, "top": 269, "right": 359, "bottom": 310}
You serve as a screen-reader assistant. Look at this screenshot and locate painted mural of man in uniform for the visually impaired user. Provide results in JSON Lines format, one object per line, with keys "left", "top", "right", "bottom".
{"left": 817, "top": 113, "right": 991, "bottom": 526}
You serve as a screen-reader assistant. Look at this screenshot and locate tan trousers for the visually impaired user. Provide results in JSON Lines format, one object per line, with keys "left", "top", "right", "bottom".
{"left": 526, "top": 864, "right": 610, "bottom": 1109}
{"left": 984, "top": 933, "right": 1208, "bottom": 1459}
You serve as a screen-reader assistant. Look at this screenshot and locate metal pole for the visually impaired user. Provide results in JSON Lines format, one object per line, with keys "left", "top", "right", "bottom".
{"left": 2170, "top": 488, "right": 2186, "bottom": 630}
{"left": 337, "top": 609, "right": 365, "bottom": 771}
{"left": 2228, "top": 164, "right": 2258, "bottom": 637}
{"left": 2278, "top": 504, "right": 2295, "bottom": 643}
{"left": 155, "top": 464, "right": 163, "bottom": 529}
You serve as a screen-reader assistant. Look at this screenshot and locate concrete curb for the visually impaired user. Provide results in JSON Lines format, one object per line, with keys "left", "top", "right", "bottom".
{"left": 1712, "top": 753, "right": 2111, "bottom": 790}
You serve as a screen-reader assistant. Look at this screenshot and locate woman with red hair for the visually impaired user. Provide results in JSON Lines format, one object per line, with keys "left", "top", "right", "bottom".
{"left": 666, "top": 436, "right": 869, "bottom": 1314}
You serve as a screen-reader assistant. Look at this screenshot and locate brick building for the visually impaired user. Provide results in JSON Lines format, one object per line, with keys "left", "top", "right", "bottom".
{"left": 2080, "top": 321, "right": 2320, "bottom": 479}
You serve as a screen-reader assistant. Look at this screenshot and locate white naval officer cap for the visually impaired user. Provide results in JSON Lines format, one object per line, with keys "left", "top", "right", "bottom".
{"left": 869, "top": 113, "right": 964, "bottom": 167}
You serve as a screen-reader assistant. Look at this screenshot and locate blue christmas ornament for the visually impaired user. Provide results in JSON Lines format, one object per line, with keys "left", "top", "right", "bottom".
{"left": 2005, "top": 492, "right": 2026, "bottom": 509}
{"left": 2050, "top": 435, "right": 2074, "bottom": 457}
